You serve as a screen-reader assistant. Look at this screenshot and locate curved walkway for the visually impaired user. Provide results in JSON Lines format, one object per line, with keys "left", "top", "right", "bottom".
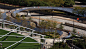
{"left": 1, "top": 6, "right": 76, "bottom": 39}
{"left": 12, "top": 6, "right": 73, "bottom": 17}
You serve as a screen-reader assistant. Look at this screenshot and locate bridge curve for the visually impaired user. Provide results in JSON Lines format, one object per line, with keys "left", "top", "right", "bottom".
{"left": 0, "top": 6, "right": 73, "bottom": 39}
{"left": 12, "top": 6, "right": 73, "bottom": 17}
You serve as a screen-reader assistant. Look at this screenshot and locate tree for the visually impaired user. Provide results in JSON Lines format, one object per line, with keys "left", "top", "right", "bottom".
{"left": 0, "top": 0, "right": 73, "bottom": 7}
{"left": 30, "top": 22, "right": 36, "bottom": 29}
{"left": 64, "top": 0, "right": 75, "bottom": 6}
{"left": 73, "top": 7, "right": 86, "bottom": 17}
{"left": 15, "top": 16, "right": 21, "bottom": 23}
{"left": 53, "top": 0, "right": 64, "bottom": 6}
{"left": 73, "top": 28, "right": 76, "bottom": 33}
{"left": 40, "top": 20, "right": 57, "bottom": 29}
{"left": 59, "top": 23, "right": 64, "bottom": 29}
{"left": 16, "top": 13, "right": 20, "bottom": 18}
{"left": 29, "top": 17, "right": 32, "bottom": 20}
{"left": 40, "top": 20, "right": 57, "bottom": 33}
{"left": 21, "top": 20, "right": 28, "bottom": 27}
{"left": 6, "top": 16, "right": 11, "bottom": 21}
{"left": 22, "top": 15, "right": 25, "bottom": 19}
{"left": 40, "top": 20, "right": 46, "bottom": 33}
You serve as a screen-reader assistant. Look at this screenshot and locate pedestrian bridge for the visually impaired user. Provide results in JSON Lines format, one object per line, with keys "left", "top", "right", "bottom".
{"left": 12, "top": 6, "right": 73, "bottom": 17}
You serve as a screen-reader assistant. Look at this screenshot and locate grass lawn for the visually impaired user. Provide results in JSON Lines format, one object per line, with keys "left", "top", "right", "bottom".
{"left": 3, "top": 36, "right": 24, "bottom": 41}
{"left": 0, "top": 29, "right": 9, "bottom": 35}
{"left": 23, "top": 37, "right": 37, "bottom": 42}
{"left": 0, "top": 32, "right": 23, "bottom": 41}
{"left": 10, "top": 43, "right": 40, "bottom": 49}
{"left": 10, "top": 32, "right": 23, "bottom": 36}
{"left": 0, "top": 29, "right": 40, "bottom": 49}
{"left": 0, "top": 42, "right": 15, "bottom": 48}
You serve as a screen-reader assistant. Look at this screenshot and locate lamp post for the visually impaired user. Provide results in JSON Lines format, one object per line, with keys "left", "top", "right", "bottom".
{"left": 52, "top": 9, "right": 54, "bottom": 44}
{"left": 38, "top": 7, "right": 40, "bottom": 26}
{"left": 53, "top": 28, "right": 56, "bottom": 49}
{"left": 50, "top": 27, "right": 51, "bottom": 36}
{"left": 73, "top": 15, "right": 74, "bottom": 32}
{"left": 54, "top": 28, "right": 56, "bottom": 42}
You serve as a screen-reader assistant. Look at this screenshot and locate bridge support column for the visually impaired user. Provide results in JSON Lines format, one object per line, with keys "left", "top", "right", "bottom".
{"left": 27, "top": 11, "right": 31, "bottom": 17}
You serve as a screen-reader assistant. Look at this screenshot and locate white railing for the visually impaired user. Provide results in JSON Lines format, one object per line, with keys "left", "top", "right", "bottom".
{"left": 0, "top": 18, "right": 46, "bottom": 49}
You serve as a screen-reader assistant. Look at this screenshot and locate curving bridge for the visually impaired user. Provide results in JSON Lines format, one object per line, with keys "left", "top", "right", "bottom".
{"left": 0, "top": 6, "right": 74, "bottom": 39}
{"left": 11, "top": 6, "right": 73, "bottom": 38}
{"left": 12, "top": 6, "right": 73, "bottom": 17}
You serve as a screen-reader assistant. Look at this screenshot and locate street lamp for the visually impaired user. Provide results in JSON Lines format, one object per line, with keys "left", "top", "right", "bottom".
{"left": 54, "top": 28, "right": 56, "bottom": 42}
{"left": 53, "top": 28, "right": 56, "bottom": 49}
{"left": 52, "top": 10, "right": 55, "bottom": 45}
{"left": 38, "top": 7, "right": 40, "bottom": 26}
{"left": 49, "top": 27, "right": 51, "bottom": 36}
{"left": 72, "top": 15, "right": 74, "bottom": 33}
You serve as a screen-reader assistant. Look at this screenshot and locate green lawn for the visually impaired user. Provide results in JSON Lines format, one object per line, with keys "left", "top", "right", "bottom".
{"left": 23, "top": 37, "right": 37, "bottom": 42}
{"left": 0, "top": 32, "right": 23, "bottom": 41}
{"left": 0, "top": 29, "right": 9, "bottom": 35}
{"left": 0, "top": 29, "right": 40, "bottom": 49}
{"left": 4, "top": 36, "right": 24, "bottom": 41}
{"left": 10, "top": 43, "right": 40, "bottom": 49}
{"left": 0, "top": 42, "right": 14, "bottom": 48}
